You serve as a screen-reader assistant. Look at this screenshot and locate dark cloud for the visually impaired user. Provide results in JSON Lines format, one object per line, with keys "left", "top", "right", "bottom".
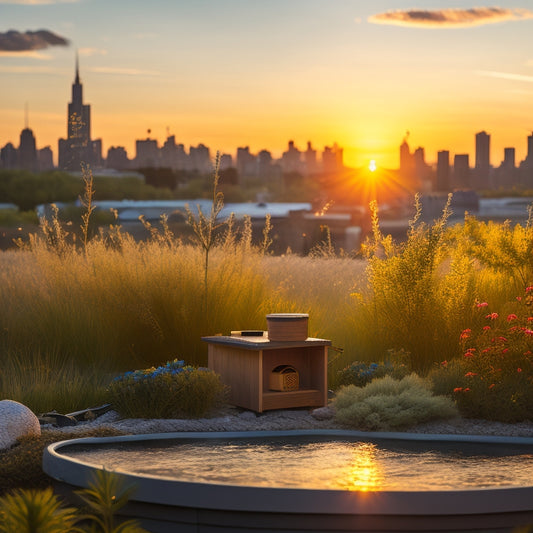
{"left": 0, "top": 29, "right": 69, "bottom": 52}
{"left": 369, "top": 7, "right": 533, "bottom": 28}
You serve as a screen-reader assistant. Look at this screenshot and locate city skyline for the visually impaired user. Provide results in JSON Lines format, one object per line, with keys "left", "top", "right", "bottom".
{"left": 3, "top": 1, "right": 533, "bottom": 169}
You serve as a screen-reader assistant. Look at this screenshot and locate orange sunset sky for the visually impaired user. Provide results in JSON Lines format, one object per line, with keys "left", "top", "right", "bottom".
{"left": 2, "top": 1, "right": 533, "bottom": 169}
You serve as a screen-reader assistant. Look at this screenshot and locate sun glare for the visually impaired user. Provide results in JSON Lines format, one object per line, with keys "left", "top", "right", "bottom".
{"left": 368, "top": 159, "right": 377, "bottom": 172}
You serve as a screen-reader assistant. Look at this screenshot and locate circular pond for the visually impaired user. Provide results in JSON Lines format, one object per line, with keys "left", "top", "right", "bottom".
{"left": 43, "top": 429, "right": 533, "bottom": 533}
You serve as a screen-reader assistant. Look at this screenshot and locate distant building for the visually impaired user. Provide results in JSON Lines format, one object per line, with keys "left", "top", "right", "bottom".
{"left": 257, "top": 149, "right": 273, "bottom": 178}
{"left": 18, "top": 127, "right": 38, "bottom": 172}
{"left": 38, "top": 146, "right": 54, "bottom": 171}
{"left": 281, "top": 141, "right": 302, "bottom": 173}
{"left": 453, "top": 154, "right": 470, "bottom": 189}
{"left": 322, "top": 143, "right": 343, "bottom": 173}
{"left": 189, "top": 144, "right": 211, "bottom": 173}
{"left": 502, "top": 147, "right": 515, "bottom": 169}
{"left": 106, "top": 146, "right": 130, "bottom": 170}
{"left": 436, "top": 150, "right": 450, "bottom": 192}
{"left": 0, "top": 142, "right": 18, "bottom": 169}
{"left": 474, "top": 131, "right": 491, "bottom": 189}
{"left": 135, "top": 138, "right": 160, "bottom": 168}
{"left": 304, "top": 141, "right": 317, "bottom": 174}
{"left": 219, "top": 153, "right": 233, "bottom": 170}
{"left": 58, "top": 56, "right": 102, "bottom": 171}
{"left": 399, "top": 134, "right": 414, "bottom": 178}
{"left": 236, "top": 146, "right": 256, "bottom": 176}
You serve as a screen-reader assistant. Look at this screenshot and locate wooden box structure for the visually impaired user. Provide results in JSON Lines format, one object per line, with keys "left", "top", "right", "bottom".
{"left": 202, "top": 334, "right": 330, "bottom": 413}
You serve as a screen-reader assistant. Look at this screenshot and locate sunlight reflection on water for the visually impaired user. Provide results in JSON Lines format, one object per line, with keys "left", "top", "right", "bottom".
{"left": 67, "top": 437, "right": 533, "bottom": 492}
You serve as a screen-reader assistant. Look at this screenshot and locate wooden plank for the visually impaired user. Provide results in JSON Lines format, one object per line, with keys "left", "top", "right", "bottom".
{"left": 262, "top": 389, "right": 324, "bottom": 411}
{"left": 208, "top": 344, "right": 261, "bottom": 412}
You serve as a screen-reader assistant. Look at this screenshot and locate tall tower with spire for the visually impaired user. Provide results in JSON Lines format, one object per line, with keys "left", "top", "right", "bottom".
{"left": 58, "top": 54, "right": 94, "bottom": 170}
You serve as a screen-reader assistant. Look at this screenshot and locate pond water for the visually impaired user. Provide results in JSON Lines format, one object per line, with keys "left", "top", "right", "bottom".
{"left": 65, "top": 435, "right": 533, "bottom": 492}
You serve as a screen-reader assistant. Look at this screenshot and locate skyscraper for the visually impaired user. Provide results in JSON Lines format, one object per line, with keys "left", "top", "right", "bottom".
{"left": 475, "top": 131, "right": 490, "bottom": 188}
{"left": 436, "top": 150, "right": 450, "bottom": 192}
{"left": 58, "top": 55, "right": 96, "bottom": 171}
{"left": 18, "top": 127, "right": 38, "bottom": 172}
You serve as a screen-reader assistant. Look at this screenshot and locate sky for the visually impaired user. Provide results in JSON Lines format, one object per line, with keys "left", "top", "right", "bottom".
{"left": 2, "top": 0, "right": 533, "bottom": 169}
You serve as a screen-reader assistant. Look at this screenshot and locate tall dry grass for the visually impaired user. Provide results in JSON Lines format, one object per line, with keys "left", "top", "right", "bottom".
{"left": 2, "top": 175, "right": 533, "bottom": 413}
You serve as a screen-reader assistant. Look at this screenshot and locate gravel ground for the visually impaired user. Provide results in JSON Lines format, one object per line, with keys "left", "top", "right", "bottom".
{"left": 46, "top": 405, "right": 533, "bottom": 438}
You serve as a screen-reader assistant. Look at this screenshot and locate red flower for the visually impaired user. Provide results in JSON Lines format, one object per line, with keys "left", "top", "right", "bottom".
{"left": 465, "top": 372, "right": 478, "bottom": 378}
{"left": 528, "top": 317, "right": 533, "bottom": 322}
{"left": 483, "top": 326, "right": 491, "bottom": 331}
{"left": 454, "top": 387, "right": 463, "bottom": 393}
{"left": 524, "top": 329, "right": 533, "bottom": 336}
{"left": 464, "top": 388, "right": 471, "bottom": 392}
{"left": 507, "top": 314, "right": 518, "bottom": 321}
{"left": 526, "top": 287, "right": 533, "bottom": 293}
{"left": 502, "top": 348, "right": 509, "bottom": 354}
{"left": 460, "top": 328, "right": 471, "bottom": 340}
{"left": 518, "top": 368, "right": 523, "bottom": 373}
{"left": 477, "top": 302, "right": 489, "bottom": 308}
{"left": 517, "top": 296, "right": 523, "bottom": 302}
{"left": 486, "top": 313, "right": 499, "bottom": 320}
{"left": 441, "top": 360, "right": 448, "bottom": 367}
{"left": 489, "top": 383, "right": 495, "bottom": 389}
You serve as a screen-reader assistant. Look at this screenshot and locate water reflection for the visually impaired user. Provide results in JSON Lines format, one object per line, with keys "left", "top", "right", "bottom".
{"left": 338, "top": 442, "right": 384, "bottom": 492}
{"left": 66, "top": 437, "right": 533, "bottom": 491}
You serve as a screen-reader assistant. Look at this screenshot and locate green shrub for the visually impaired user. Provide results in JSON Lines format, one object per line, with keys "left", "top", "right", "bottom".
{"left": 0, "top": 487, "right": 81, "bottom": 533}
{"left": 0, "top": 470, "right": 147, "bottom": 533}
{"left": 336, "top": 350, "right": 410, "bottom": 389}
{"left": 334, "top": 374, "right": 458, "bottom": 431}
{"left": 107, "top": 359, "right": 226, "bottom": 419}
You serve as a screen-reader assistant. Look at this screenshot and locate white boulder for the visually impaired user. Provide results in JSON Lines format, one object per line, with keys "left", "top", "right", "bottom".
{"left": 0, "top": 399, "right": 41, "bottom": 450}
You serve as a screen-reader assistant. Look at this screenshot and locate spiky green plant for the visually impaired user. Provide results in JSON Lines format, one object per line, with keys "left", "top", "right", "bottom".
{"left": 0, "top": 487, "right": 83, "bottom": 533}
{"left": 75, "top": 470, "right": 147, "bottom": 533}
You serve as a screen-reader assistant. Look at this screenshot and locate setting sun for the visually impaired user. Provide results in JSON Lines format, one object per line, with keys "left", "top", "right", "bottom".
{"left": 368, "top": 160, "right": 377, "bottom": 172}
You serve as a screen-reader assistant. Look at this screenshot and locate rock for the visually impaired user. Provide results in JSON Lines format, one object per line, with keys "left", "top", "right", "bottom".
{"left": 0, "top": 400, "right": 41, "bottom": 450}
{"left": 238, "top": 410, "right": 257, "bottom": 420}
{"left": 311, "top": 405, "right": 336, "bottom": 421}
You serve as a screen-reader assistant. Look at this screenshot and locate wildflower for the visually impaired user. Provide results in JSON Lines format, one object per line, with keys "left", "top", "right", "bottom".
{"left": 502, "top": 348, "right": 509, "bottom": 354}
{"left": 528, "top": 317, "right": 533, "bottom": 322}
{"left": 524, "top": 329, "right": 533, "bottom": 336}
{"left": 464, "top": 348, "right": 475, "bottom": 358}
{"left": 498, "top": 336, "right": 508, "bottom": 342}
{"left": 489, "top": 383, "right": 495, "bottom": 389}
{"left": 483, "top": 326, "right": 491, "bottom": 331}
{"left": 460, "top": 328, "right": 471, "bottom": 340}
{"left": 517, "top": 296, "right": 522, "bottom": 302}
{"left": 453, "top": 387, "right": 463, "bottom": 393}
{"left": 464, "top": 372, "right": 478, "bottom": 378}
{"left": 476, "top": 302, "right": 489, "bottom": 308}
{"left": 464, "top": 388, "right": 471, "bottom": 392}
{"left": 507, "top": 314, "right": 518, "bottom": 321}
{"left": 441, "top": 360, "right": 448, "bottom": 367}
{"left": 486, "top": 312, "right": 499, "bottom": 320}
{"left": 518, "top": 368, "right": 523, "bottom": 373}
{"left": 526, "top": 286, "right": 533, "bottom": 293}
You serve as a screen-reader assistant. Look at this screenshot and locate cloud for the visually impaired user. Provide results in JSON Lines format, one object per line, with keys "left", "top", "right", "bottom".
{"left": 89, "top": 66, "right": 160, "bottom": 76}
{"left": 0, "top": 50, "right": 52, "bottom": 58}
{"left": 477, "top": 70, "right": 533, "bottom": 83}
{"left": 0, "top": 29, "right": 69, "bottom": 51}
{"left": 0, "top": 0, "right": 79, "bottom": 4}
{"left": 369, "top": 7, "right": 533, "bottom": 28}
{"left": 79, "top": 47, "right": 108, "bottom": 57}
{"left": 0, "top": 65, "right": 58, "bottom": 73}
